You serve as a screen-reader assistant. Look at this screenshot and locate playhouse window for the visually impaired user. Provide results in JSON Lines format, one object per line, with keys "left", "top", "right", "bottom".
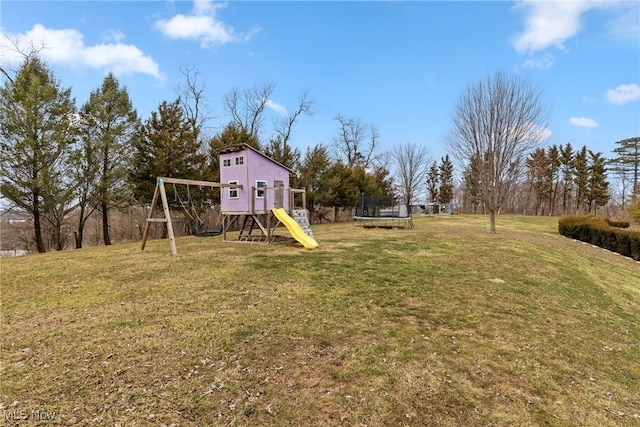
{"left": 235, "top": 156, "right": 244, "bottom": 166}
{"left": 223, "top": 158, "right": 231, "bottom": 167}
{"left": 229, "top": 181, "right": 238, "bottom": 199}
{"left": 256, "top": 180, "right": 267, "bottom": 198}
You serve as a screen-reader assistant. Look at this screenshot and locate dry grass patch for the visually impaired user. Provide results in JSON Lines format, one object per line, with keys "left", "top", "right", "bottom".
{"left": 1, "top": 215, "right": 639, "bottom": 426}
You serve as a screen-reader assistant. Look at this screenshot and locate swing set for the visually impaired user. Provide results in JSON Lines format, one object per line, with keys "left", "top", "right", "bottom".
{"left": 140, "top": 177, "right": 241, "bottom": 256}
{"left": 171, "top": 180, "right": 223, "bottom": 237}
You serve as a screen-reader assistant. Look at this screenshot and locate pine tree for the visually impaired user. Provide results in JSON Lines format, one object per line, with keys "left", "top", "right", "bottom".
{"left": 263, "top": 136, "right": 301, "bottom": 174}
{"left": 612, "top": 137, "right": 640, "bottom": 205}
{"left": 527, "top": 148, "right": 547, "bottom": 215}
{"left": 130, "top": 99, "right": 207, "bottom": 205}
{"left": 547, "top": 145, "right": 561, "bottom": 215}
{"left": 559, "top": 143, "right": 574, "bottom": 215}
{"left": 461, "top": 156, "right": 482, "bottom": 213}
{"left": 437, "top": 155, "right": 454, "bottom": 206}
{"left": 426, "top": 161, "right": 439, "bottom": 203}
{"left": 0, "top": 55, "right": 77, "bottom": 252}
{"left": 298, "top": 144, "right": 331, "bottom": 213}
{"left": 80, "top": 73, "right": 138, "bottom": 245}
{"left": 573, "top": 146, "right": 589, "bottom": 214}
{"left": 586, "top": 150, "right": 610, "bottom": 214}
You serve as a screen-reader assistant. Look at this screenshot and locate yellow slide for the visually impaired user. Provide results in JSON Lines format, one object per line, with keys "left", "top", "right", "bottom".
{"left": 272, "top": 208, "right": 318, "bottom": 250}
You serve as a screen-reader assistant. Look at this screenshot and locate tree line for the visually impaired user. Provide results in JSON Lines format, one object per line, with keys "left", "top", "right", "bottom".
{"left": 1, "top": 55, "right": 638, "bottom": 252}
{"left": 0, "top": 55, "right": 441, "bottom": 252}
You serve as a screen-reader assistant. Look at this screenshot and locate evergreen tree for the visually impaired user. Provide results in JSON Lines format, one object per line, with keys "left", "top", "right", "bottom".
{"left": 426, "top": 161, "right": 439, "bottom": 203}
{"left": 559, "top": 143, "right": 574, "bottom": 215}
{"left": 461, "top": 155, "right": 482, "bottom": 213}
{"left": 527, "top": 148, "right": 552, "bottom": 215}
{"left": 130, "top": 99, "right": 207, "bottom": 206}
{"left": 316, "top": 163, "right": 387, "bottom": 221}
{"left": 586, "top": 150, "right": 610, "bottom": 214}
{"left": 263, "top": 136, "right": 301, "bottom": 175}
{"left": 547, "top": 145, "right": 561, "bottom": 215}
{"left": 437, "top": 155, "right": 454, "bottom": 206}
{"left": 298, "top": 144, "right": 331, "bottom": 213}
{"left": 69, "top": 123, "right": 100, "bottom": 248}
{"left": 80, "top": 73, "right": 138, "bottom": 245}
{"left": 573, "top": 146, "right": 589, "bottom": 214}
{"left": 0, "top": 55, "right": 77, "bottom": 253}
{"left": 612, "top": 137, "right": 640, "bottom": 205}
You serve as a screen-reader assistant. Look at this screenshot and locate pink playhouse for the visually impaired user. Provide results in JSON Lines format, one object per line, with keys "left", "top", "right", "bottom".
{"left": 218, "top": 144, "right": 316, "bottom": 248}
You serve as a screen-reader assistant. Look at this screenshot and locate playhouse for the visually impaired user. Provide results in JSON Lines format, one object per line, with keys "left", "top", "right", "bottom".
{"left": 218, "top": 144, "right": 292, "bottom": 214}
{"left": 141, "top": 144, "right": 317, "bottom": 255}
{"left": 218, "top": 144, "right": 315, "bottom": 247}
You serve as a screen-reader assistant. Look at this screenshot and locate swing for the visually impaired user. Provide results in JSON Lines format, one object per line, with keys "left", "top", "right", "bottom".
{"left": 174, "top": 183, "right": 224, "bottom": 237}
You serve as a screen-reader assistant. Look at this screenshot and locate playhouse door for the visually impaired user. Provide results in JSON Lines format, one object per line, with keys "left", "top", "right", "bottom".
{"left": 274, "top": 180, "right": 284, "bottom": 208}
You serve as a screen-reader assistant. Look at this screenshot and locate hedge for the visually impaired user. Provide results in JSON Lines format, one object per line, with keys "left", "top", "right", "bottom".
{"left": 605, "top": 219, "right": 630, "bottom": 228}
{"left": 558, "top": 216, "right": 640, "bottom": 261}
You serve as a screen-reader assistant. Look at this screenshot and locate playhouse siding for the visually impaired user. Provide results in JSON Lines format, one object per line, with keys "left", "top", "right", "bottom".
{"left": 220, "top": 146, "right": 290, "bottom": 213}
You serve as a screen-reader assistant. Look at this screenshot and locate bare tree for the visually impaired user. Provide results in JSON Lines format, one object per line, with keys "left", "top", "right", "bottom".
{"left": 391, "top": 142, "right": 431, "bottom": 210}
{"left": 264, "top": 90, "right": 315, "bottom": 170}
{"left": 176, "top": 64, "right": 215, "bottom": 143}
{"left": 222, "top": 82, "right": 275, "bottom": 139}
{"left": 272, "top": 89, "right": 314, "bottom": 149}
{"left": 0, "top": 36, "right": 45, "bottom": 84}
{"left": 332, "top": 114, "right": 379, "bottom": 169}
{"left": 448, "top": 71, "right": 548, "bottom": 232}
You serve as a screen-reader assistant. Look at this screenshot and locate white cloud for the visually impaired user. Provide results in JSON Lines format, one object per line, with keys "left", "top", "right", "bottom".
{"left": 154, "top": 0, "right": 258, "bottom": 48}
{"left": 512, "top": 1, "right": 593, "bottom": 54}
{"left": 512, "top": 1, "right": 637, "bottom": 54}
{"left": 265, "top": 99, "right": 287, "bottom": 115}
{"left": 569, "top": 117, "right": 599, "bottom": 129}
{"left": 0, "top": 24, "right": 161, "bottom": 79}
{"left": 606, "top": 83, "right": 640, "bottom": 105}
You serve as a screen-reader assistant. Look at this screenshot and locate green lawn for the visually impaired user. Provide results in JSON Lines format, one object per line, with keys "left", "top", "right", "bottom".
{"left": 2, "top": 215, "right": 639, "bottom": 426}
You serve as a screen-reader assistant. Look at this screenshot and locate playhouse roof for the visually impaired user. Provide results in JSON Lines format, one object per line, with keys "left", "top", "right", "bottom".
{"left": 217, "top": 143, "right": 293, "bottom": 173}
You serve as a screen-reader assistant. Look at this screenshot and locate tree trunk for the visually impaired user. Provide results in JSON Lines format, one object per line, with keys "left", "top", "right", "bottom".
{"left": 102, "top": 202, "right": 111, "bottom": 245}
{"left": 33, "top": 207, "right": 46, "bottom": 253}
{"left": 75, "top": 205, "right": 85, "bottom": 248}
{"left": 55, "top": 223, "right": 63, "bottom": 251}
{"left": 489, "top": 210, "right": 497, "bottom": 234}
{"left": 75, "top": 224, "right": 84, "bottom": 249}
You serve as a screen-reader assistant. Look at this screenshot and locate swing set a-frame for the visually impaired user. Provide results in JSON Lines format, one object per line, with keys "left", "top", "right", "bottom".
{"left": 140, "top": 177, "right": 241, "bottom": 256}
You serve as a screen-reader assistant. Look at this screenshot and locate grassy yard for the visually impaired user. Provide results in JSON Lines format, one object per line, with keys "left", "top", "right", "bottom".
{"left": 1, "top": 215, "right": 639, "bottom": 426}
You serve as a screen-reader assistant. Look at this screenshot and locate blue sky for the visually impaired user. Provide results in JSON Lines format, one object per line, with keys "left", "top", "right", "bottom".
{"left": 1, "top": 0, "right": 639, "bottom": 167}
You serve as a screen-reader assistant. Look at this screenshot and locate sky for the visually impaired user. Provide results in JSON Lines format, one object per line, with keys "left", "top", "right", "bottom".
{"left": 1, "top": 0, "right": 639, "bottom": 168}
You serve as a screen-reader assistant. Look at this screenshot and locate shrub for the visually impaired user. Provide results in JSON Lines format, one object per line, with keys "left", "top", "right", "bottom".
{"left": 558, "top": 216, "right": 640, "bottom": 261}
{"left": 629, "top": 198, "right": 640, "bottom": 224}
{"left": 605, "top": 219, "right": 630, "bottom": 228}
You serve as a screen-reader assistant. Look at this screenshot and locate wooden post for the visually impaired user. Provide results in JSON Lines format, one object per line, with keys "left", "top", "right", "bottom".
{"left": 265, "top": 188, "right": 270, "bottom": 242}
{"left": 140, "top": 182, "right": 160, "bottom": 251}
{"left": 158, "top": 178, "right": 178, "bottom": 256}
